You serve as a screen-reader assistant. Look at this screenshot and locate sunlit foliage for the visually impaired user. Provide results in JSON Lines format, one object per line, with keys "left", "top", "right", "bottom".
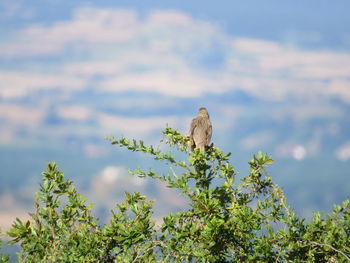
{"left": 4, "top": 127, "right": 350, "bottom": 262}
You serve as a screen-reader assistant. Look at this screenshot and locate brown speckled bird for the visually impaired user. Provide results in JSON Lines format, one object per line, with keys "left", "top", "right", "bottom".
{"left": 189, "top": 107, "right": 212, "bottom": 151}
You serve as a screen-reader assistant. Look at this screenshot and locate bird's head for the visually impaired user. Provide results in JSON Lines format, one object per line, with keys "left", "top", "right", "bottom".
{"left": 198, "top": 107, "right": 209, "bottom": 118}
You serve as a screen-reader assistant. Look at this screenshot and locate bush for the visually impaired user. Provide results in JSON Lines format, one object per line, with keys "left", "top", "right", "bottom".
{"left": 5, "top": 127, "right": 350, "bottom": 262}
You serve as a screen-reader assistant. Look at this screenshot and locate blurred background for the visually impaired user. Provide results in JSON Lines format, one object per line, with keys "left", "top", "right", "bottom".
{"left": 0, "top": 0, "right": 349, "bottom": 255}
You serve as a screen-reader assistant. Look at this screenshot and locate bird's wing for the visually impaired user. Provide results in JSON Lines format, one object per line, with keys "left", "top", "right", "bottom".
{"left": 189, "top": 117, "right": 198, "bottom": 137}
{"left": 189, "top": 117, "right": 198, "bottom": 150}
{"left": 206, "top": 120, "right": 212, "bottom": 145}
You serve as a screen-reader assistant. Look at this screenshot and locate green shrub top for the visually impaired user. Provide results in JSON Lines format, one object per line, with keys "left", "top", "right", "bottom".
{"left": 3, "top": 127, "right": 350, "bottom": 262}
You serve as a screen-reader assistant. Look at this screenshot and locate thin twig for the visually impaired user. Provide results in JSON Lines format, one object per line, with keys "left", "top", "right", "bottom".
{"left": 308, "top": 241, "right": 350, "bottom": 261}
{"left": 131, "top": 241, "right": 165, "bottom": 263}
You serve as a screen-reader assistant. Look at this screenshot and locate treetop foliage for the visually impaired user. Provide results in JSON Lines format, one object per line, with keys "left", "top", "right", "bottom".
{"left": 2, "top": 127, "right": 350, "bottom": 262}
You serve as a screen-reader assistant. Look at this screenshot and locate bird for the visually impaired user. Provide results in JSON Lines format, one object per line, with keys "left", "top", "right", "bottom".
{"left": 189, "top": 107, "right": 212, "bottom": 151}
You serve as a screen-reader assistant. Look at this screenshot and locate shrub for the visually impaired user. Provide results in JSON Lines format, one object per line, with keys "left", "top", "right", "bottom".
{"left": 6, "top": 127, "right": 350, "bottom": 262}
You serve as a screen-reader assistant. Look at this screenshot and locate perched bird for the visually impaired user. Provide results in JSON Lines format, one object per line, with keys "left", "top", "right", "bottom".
{"left": 189, "top": 107, "right": 212, "bottom": 151}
